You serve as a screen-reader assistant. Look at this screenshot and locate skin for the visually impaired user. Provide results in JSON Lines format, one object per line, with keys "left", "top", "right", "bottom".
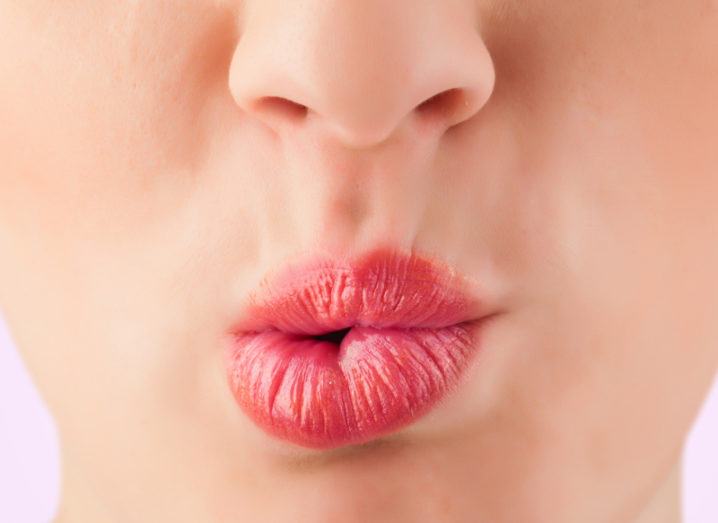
{"left": 0, "top": 0, "right": 716, "bottom": 521}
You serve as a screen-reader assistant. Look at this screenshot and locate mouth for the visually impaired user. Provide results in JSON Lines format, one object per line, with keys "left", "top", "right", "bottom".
{"left": 224, "top": 247, "right": 494, "bottom": 450}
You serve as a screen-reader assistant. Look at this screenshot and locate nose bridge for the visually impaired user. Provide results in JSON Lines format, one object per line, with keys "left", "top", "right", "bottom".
{"left": 230, "top": 0, "right": 495, "bottom": 149}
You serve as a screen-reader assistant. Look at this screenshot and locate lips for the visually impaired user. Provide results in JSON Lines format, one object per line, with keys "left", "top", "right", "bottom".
{"left": 224, "top": 248, "right": 492, "bottom": 450}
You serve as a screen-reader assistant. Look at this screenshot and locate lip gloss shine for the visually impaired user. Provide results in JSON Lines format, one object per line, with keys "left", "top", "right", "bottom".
{"left": 225, "top": 248, "right": 491, "bottom": 450}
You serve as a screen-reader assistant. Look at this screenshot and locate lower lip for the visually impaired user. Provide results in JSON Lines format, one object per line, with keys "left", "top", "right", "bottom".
{"left": 225, "top": 319, "right": 485, "bottom": 450}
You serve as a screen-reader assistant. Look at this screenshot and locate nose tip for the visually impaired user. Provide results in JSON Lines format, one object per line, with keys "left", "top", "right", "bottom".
{"left": 228, "top": 4, "right": 495, "bottom": 149}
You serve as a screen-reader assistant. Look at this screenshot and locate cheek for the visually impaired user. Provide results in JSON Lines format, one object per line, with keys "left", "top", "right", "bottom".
{"left": 466, "top": 125, "right": 718, "bottom": 519}
{"left": 465, "top": 6, "right": 718, "bottom": 500}
{"left": 0, "top": 3, "right": 244, "bottom": 423}
{"left": 0, "top": 2, "right": 237, "bottom": 242}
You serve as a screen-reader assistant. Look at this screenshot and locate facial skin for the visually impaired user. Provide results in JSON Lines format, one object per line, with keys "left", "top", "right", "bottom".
{"left": 1, "top": 0, "right": 717, "bottom": 521}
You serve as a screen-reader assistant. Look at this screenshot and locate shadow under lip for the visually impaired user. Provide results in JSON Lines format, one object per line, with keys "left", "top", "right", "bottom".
{"left": 268, "top": 431, "right": 412, "bottom": 472}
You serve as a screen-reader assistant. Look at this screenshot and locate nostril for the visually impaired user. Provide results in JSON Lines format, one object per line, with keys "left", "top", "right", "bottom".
{"left": 313, "top": 327, "right": 352, "bottom": 345}
{"left": 254, "top": 96, "right": 309, "bottom": 122}
{"left": 415, "top": 88, "right": 467, "bottom": 125}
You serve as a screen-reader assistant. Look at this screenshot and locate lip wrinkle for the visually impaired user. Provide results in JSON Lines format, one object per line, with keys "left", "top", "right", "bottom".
{"left": 400, "top": 335, "right": 442, "bottom": 391}
{"left": 267, "top": 351, "right": 290, "bottom": 424}
{"left": 225, "top": 248, "right": 490, "bottom": 449}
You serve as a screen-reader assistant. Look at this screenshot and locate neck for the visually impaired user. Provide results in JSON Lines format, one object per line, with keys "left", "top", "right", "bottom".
{"left": 632, "top": 459, "right": 682, "bottom": 523}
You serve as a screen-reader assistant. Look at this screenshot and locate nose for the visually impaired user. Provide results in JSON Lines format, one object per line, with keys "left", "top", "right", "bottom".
{"left": 228, "top": 1, "right": 495, "bottom": 149}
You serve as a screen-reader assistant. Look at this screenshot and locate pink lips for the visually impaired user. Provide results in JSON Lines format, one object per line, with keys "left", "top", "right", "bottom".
{"left": 225, "top": 248, "right": 491, "bottom": 450}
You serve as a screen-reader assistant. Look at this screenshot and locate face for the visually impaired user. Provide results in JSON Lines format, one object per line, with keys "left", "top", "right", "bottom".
{"left": 1, "top": 1, "right": 717, "bottom": 521}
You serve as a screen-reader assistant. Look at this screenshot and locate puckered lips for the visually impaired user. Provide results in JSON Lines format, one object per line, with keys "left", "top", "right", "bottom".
{"left": 224, "top": 247, "right": 494, "bottom": 450}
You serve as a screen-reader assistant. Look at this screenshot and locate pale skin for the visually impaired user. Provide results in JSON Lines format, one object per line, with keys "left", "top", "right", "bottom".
{"left": 0, "top": 1, "right": 717, "bottom": 521}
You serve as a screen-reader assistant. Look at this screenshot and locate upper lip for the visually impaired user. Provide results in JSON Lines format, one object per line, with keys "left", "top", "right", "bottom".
{"left": 230, "top": 247, "right": 489, "bottom": 336}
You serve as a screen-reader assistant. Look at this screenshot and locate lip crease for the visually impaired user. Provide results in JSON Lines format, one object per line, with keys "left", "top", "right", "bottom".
{"left": 224, "top": 247, "right": 493, "bottom": 450}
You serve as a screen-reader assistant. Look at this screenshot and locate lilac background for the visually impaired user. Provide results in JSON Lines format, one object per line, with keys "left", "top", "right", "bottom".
{"left": 1, "top": 312, "right": 716, "bottom": 523}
